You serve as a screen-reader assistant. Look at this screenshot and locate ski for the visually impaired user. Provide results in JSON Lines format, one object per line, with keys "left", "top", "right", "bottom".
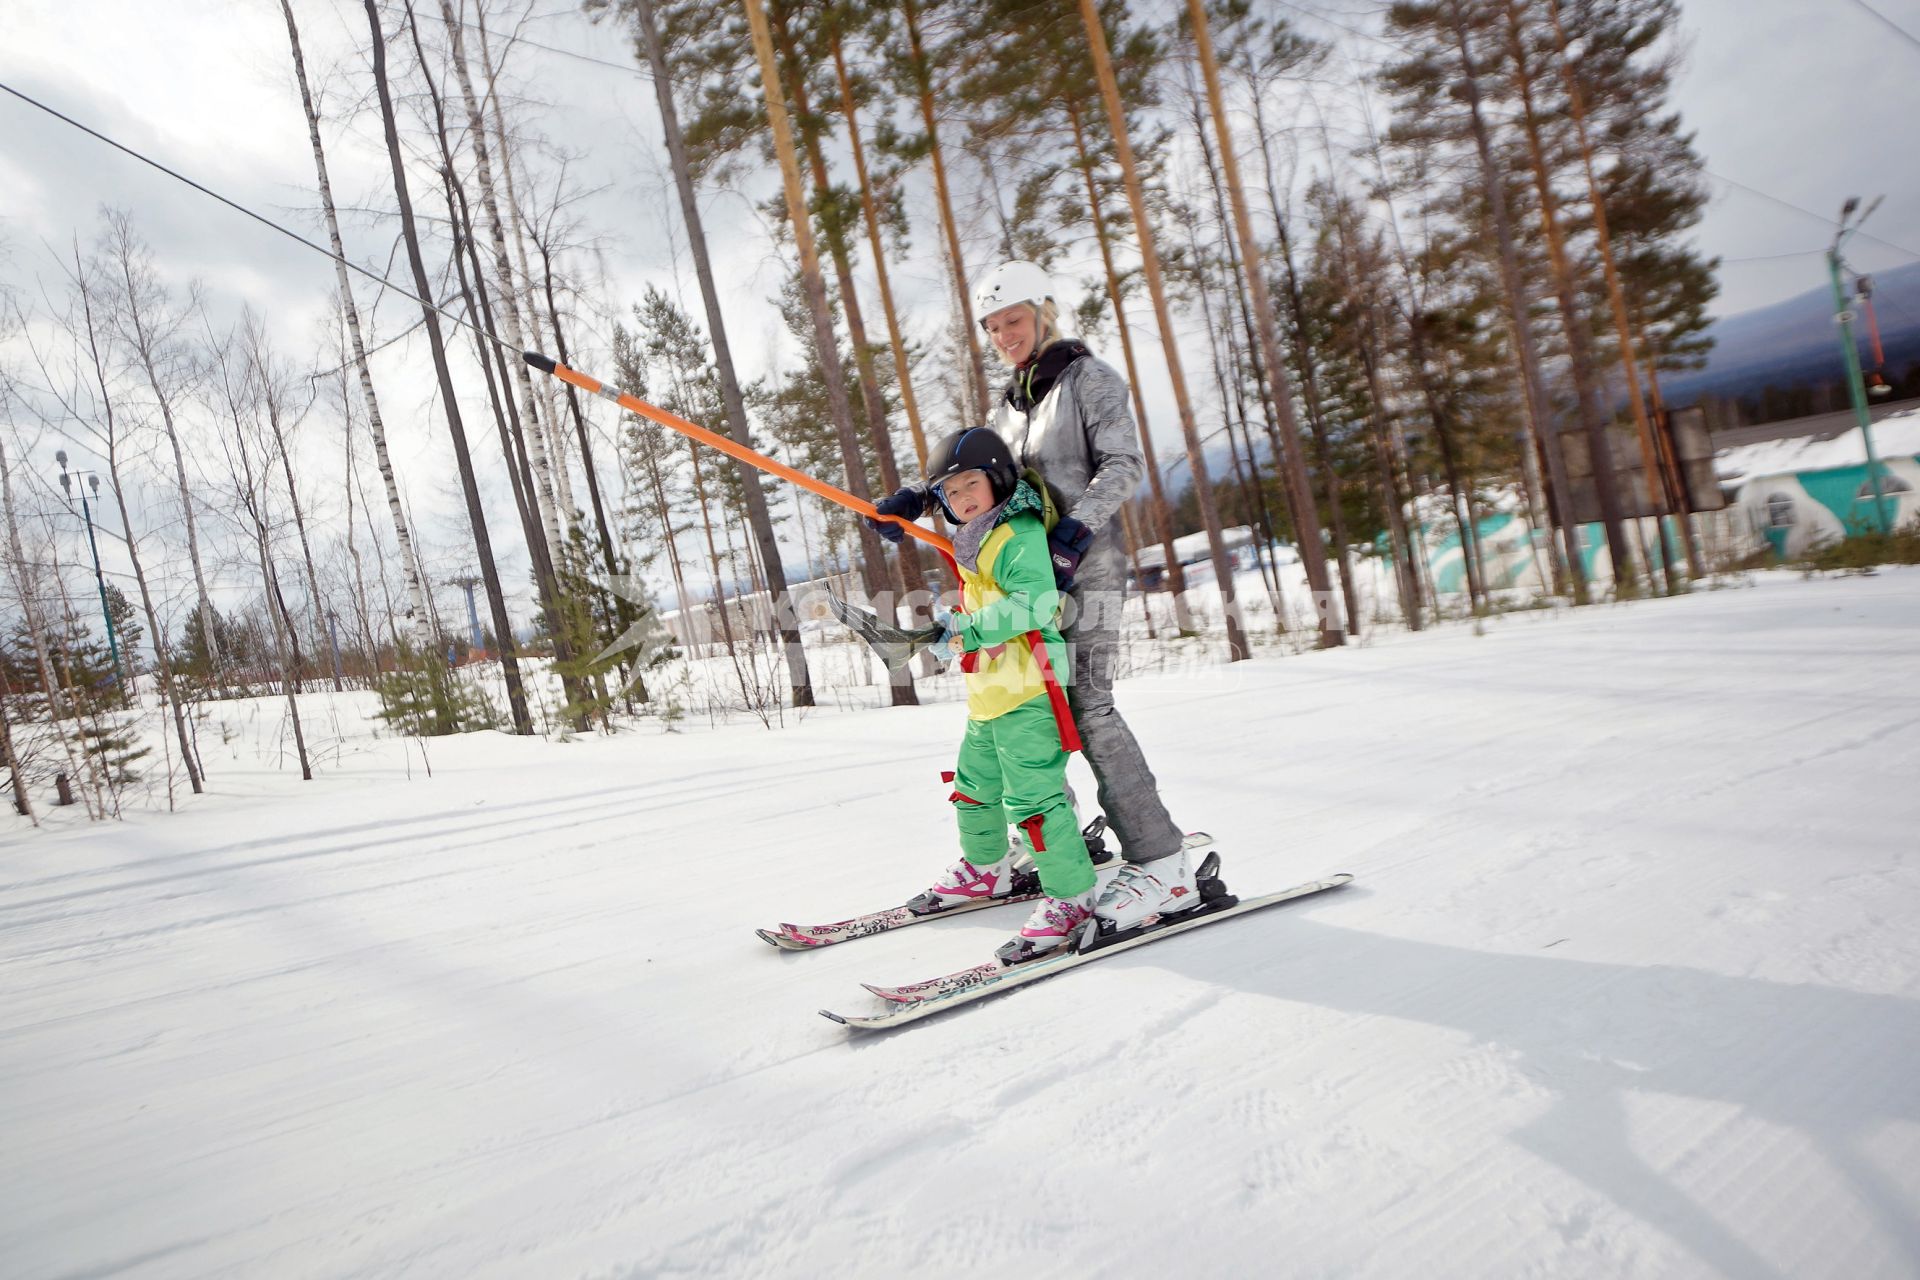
{"left": 757, "top": 828, "right": 1206, "bottom": 952}
{"left": 756, "top": 890, "right": 1038, "bottom": 951}
{"left": 822, "top": 870, "right": 1353, "bottom": 1030}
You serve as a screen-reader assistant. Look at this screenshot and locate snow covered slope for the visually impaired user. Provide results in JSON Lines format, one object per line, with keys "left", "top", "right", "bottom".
{"left": 4, "top": 571, "right": 1919, "bottom": 1278}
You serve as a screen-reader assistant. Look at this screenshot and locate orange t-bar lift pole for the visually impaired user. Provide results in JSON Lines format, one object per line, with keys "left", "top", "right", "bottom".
{"left": 524, "top": 350, "right": 951, "bottom": 558}
{"left": 522, "top": 350, "right": 1081, "bottom": 751}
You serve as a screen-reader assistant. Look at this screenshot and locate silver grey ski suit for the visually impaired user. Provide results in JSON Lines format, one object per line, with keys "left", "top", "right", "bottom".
{"left": 990, "top": 353, "right": 1185, "bottom": 864}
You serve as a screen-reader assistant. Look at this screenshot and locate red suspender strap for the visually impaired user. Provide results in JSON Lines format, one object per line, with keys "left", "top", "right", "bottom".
{"left": 1025, "top": 630, "right": 1082, "bottom": 753}
{"left": 935, "top": 544, "right": 1080, "bottom": 754}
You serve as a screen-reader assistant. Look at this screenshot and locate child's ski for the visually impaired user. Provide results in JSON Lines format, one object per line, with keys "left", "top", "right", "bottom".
{"left": 756, "top": 889, "right": 1038, "bottom": 951}
{"left": 821, "top": 871, "right": 1354, "bottom": 1031}
{"left": 757, "top": 828, "right": 1205, "bottom": 952}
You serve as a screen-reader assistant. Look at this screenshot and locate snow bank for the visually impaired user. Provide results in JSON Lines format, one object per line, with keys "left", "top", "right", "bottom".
{"left": 1714, "top": 407, "right": 1920, "bottom": 482}
{"left": 4, "top": 570, "right": 1919, "bottom": 1278}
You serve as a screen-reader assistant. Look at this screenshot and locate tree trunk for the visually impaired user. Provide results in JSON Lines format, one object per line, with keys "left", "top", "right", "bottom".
{"left": 901, "top": 0, "right": 989, "bottom": 414}
{"left": 445, "top": 201, "right": 592, "bottom": 725}
{"left": 1501, "top": 0, "right": 1639, "bottom": 596}
{"left": 637, "top": 428, "right": 695, "bottom": 644}
{"left": 634, "top": 0, "right": 814, "bottom": 706}
{"left": 257, "top": 351, "right": 341, "bottom": 691}
{"left": 743, "top": 0, "right": 915, "bottom": 705}
{"left": 1064, "top": 99, "right": 1192, "bottom": 624}
{"left": 0, "top": 664, "right": 31, "bottom": 820}
{"left": 364, "top": 0, "right": 532, "bottom": 733}
{"left": 466, "top": 5, "right": 614, "bottom": 585}
{"left": 406, "top": 2, "right": 590, "bottom": 729}
{"left": 70, "top": 253, "right": 203, "bottom": 796}
{"left": 771, "top": 8, "right": 928, "bottom": 618}
{"left": 1222, "top": 327, "right": 1292, "bottom": 632}
{"left": 1183, "top": 193, "right": 1285, "bottom": 635}
{"left": 233, "top": 425, "right": 313, "bottom": 781}
{"left": 1355, "top": 314, "right": 1424, "bottom": 630}
{"left": 1635, "top": 321, "right": 1707, "bottom": 577}
{"left": 278, "top": 0, "right": 432, "bottom": 647}
{"left": 1198, "top": 87, "right": 1353, "bottom": 638}
{"left": 832, "top": 30, "right": 931, "bottom": 478}
{"left": 528, "top": 238, "right": 643, "bottom": 696}
{"left": 1175, "top": 0, "right": 1320, "bottom": 653}
{"left": 475, "top": 10, "right": 580, "bottom": 556}
{"left": 1408, "top": 308, "right": 1492, "bottom": 609}
{"left": 1246, "top": 93, "right": 1331, "bottom": 591}
{"left": 339, "top": 374, "right": 385, "bottom": 675}
{"left": 1444, "top": 0, "right": 1583, "bottom": 603}
{"left": 101, "top": 212, "right": 225, "bottom": 673}
{"left": 435, "top": 0, "right": 566, "bottom": 566}
{"left": 1, "top": 445, "right": 92, "bottom": 818}
{"left": 1544, "top": 0, "right": 1681, "bottom": 589}
{"left": 689, "top": 440, "right": 758, "bottom": 711}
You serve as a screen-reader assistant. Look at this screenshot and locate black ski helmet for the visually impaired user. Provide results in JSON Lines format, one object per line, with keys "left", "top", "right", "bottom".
{"left": 925, "top": 427, "right": 1019, "bottom": 520}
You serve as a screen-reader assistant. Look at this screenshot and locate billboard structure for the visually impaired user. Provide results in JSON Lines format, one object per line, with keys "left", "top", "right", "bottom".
{"left": 1556, "top": 406, "right": 1726, "bottom": 523}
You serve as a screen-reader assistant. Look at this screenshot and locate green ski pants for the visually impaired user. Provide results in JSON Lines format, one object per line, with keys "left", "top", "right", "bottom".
{"left": 950, "top": 698, "right": 1093, "bottom": 899}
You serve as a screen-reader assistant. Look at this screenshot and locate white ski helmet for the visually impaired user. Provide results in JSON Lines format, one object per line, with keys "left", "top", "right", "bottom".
{"left": 973, "top": 260, "right": 1054, "bottom": 330}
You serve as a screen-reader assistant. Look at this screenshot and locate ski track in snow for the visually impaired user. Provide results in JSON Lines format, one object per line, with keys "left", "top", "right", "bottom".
{"left": 3, "top": 571, "right": 1920, "bottom": 1278}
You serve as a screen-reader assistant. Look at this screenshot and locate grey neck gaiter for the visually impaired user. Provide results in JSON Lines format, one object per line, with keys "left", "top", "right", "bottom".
{"left": 952, "top": 499, "right": 1010, "bottom": 574}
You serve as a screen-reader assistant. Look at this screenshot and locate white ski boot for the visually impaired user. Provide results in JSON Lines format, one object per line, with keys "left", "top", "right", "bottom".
{"left": 995, "top": 891, "right": 1094, "bottom": 966}
{"left": 1094, "top": 849, "right": 1202, "bottom": 930}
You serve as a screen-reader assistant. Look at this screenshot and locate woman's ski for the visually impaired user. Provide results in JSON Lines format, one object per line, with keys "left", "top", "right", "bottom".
{"left": 821, "top": 872, "right": 1354, "bottom": 1030}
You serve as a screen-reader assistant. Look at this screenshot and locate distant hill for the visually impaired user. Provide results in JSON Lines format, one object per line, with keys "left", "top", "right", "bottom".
{"left": 1664, "top": 260, "right": 1920, "bottom": 425}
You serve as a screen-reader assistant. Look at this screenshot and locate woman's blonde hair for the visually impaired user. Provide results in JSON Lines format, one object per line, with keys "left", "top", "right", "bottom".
{"left": 990, "top": 299, "right": 1063, "bottom": 368}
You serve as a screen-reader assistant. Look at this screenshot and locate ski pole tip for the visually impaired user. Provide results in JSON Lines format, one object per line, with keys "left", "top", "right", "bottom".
{"left": 523, "top": 350, "right": 556, "bottom": 374}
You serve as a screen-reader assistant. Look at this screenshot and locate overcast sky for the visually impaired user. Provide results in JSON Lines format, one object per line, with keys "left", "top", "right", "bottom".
{"left": 3, "top": 0, "right": 1917, "bottom": 623}
{"left": 6, "top": 0, "right": 1914, "bottom": 348}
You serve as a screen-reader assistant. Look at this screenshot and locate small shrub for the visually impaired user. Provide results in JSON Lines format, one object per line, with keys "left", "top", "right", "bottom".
{"left": 373, "top": 645, "right": 500, "bottom": 736}
{"left": 1795, "top": 515, "right": 1920, "bottom": 574}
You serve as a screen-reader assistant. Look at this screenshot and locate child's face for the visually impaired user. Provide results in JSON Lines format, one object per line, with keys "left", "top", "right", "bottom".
{"left": 939, "top": 469, "right": 996, "bottom": 522}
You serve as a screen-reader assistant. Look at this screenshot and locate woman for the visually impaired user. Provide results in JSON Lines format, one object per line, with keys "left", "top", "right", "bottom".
{"left": 870, "top": 260, "right": 1193, "bottom": 931}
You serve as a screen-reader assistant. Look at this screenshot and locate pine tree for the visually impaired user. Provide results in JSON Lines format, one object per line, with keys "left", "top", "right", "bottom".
{"left": 5, "top": 617, "right": 147, "bottom": 788}
{"left": 373, "top": 644, "right": 501, "bottom": 737}
{"left": 173, "top": 606, "right": 253, "bottom": 698}
{"left": 102, "top": 583, "right": 141, "bottom": 685}
{"left": 962, "top": 0, "right": 1196, "bottom": 621}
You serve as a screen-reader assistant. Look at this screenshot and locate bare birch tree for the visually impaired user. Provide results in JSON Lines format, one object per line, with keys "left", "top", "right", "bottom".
{"left": 364, "top": 0, "right": 534, "bottom": 734}
{"left": 42, "top": 243, "right": 204, "bottom": 796}
{"left": 277, "top": 0, "right": 433, "bottom": 647}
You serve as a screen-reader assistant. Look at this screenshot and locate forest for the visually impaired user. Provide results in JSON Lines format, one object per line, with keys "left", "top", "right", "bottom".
{"left": 0, "top": 0, "right": 1719, "bottom": 821}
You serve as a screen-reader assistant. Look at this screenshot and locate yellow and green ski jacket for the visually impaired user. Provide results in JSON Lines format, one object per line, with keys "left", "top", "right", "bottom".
{"left": 954, "top": 481, "right": 1071, "bottom": 722}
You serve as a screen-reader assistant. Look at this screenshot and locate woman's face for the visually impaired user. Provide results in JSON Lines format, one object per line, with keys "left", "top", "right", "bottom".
{"left": 983, "top": 303, "right": 1038, "bottom": 366}
{"left": 938, "top": 468, "right": 996, "bottom": 522}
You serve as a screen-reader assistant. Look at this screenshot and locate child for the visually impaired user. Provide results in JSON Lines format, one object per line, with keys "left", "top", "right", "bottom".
{"left": 910, "top": 427, "right": 1094, "bottom": 965}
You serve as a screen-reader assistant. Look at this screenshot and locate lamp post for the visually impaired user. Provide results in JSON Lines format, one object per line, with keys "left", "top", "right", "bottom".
{"left": 55, "top": 450, "right": 124, "bottom": 684}
{"left": 1828, "top": 197, "right": 1892, "bottom": 535}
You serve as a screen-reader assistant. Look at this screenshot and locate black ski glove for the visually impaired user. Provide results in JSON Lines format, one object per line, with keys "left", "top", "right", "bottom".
{"left": 1048, "top": 515, "right": 1094, "bottom": 590}
{"left": 867, "top": 485, "right": 926, "bottom": 545}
